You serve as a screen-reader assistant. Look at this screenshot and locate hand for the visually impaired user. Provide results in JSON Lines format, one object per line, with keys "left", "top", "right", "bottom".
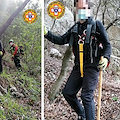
{"left": 11, "top": 57, "right": 13, "bottom": 61}
{"left": 99, "top": 57, "right": 108, "bottom": 71}
{"left": 0, "top": 51, "right": 3, "bottom": 56}
{"left": 44, "top": 26, "right": 48, "bottom": 35}
{"left": 11, "top": 55, "right": 14, "bottom": 61}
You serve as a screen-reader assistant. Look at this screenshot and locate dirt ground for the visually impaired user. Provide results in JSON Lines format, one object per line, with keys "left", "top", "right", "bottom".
{"left": 44, "top": 51, "right": 120, "bottom": 120}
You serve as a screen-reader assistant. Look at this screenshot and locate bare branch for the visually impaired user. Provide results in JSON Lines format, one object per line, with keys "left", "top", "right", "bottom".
{"left": 95, "top": 0, "right": 102, "bottom": 20}
{"left": 106, "top": 17, "right": 120, "bottom": 30}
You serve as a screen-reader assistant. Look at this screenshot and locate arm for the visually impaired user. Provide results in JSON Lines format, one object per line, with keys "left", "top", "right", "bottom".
{"left": 44, "top": 27, "right": 72, "bottom": 45}
{"left": 96, "top": 20, "right": 111, "bottom": 61}
{"left": 13, "top": 44, "right": 18, "bottom": 56}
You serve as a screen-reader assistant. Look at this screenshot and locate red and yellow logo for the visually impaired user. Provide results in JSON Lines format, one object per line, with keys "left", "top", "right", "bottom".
{"left": 23, "top": 9, "right": 37, "bottom": 23}
{"left": 47, "top": 1, "right": 65, "bottom": 19}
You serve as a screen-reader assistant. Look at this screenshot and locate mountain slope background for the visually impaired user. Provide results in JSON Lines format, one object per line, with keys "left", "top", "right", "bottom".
{"left": 0, "top": 0, "right": 41, "bottom": 119}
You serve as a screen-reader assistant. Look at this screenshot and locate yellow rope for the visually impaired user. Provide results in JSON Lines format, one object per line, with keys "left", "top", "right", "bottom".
{"left": 79, "top": 43, "right": 83, "bottom": 77}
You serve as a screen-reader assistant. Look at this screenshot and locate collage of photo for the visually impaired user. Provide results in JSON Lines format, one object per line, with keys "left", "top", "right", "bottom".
{"left": 0, "top": 0, "right": 120, "bottom": 120}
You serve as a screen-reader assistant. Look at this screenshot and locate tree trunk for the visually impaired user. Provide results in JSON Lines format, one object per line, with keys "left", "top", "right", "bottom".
{"left": 48, "top": 46, "right": 72, "bottom": 101}
{"left": 48, "top": 1, "right": 75, "bottom": 101}
{"left": 0, "top": 0, "right": 30, "bottom": 36}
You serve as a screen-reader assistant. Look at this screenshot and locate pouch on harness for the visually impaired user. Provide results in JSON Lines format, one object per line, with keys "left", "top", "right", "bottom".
{"left": 69, "top": 17, "right": 103, "bottom": 77}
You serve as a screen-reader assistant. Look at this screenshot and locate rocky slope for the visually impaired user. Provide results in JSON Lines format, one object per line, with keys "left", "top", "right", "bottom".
{"left": 44, "top": 45, "right": 120, "bottom": 120}
{"left": 44, "top": 0, "right": 120, "bottom": 120}
{"left": 0, "top": 52, "right": 40, "bottom": 120}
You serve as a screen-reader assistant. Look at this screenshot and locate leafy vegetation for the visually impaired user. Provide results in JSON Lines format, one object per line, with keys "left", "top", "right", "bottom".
{"left": 0, "top": 71, "right": 40, "bottom": 119}
{"left": 2, "top": 13, "right": 41, "bottom": 76}
{"left": 0, "top": 0, "right": 41, "bottom": 119}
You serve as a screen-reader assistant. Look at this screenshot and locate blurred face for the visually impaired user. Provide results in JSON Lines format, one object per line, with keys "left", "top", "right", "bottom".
{"left": 9, "top": 42, "right": 14, "bottom": 46}
{"left": 76, "top": 0, "right": 91, "bottom": 21}
{"left": 77, "top": 0, "right": 88, "bottom": 9}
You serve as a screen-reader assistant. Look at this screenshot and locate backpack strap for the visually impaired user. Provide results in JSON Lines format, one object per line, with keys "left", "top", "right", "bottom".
{"left": 85, "top": 17, "right": 96, "bottom": 43}
{"left": 85, "top": 18, "right": 97, "bottom": 63}
{"left": 91, "top": 20, "right": 96, "bottom": 35}
{"left": 69, "top": 23, "right": 79, "bottom": 46}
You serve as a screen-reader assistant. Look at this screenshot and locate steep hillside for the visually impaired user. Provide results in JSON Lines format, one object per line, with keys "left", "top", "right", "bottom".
{"left": 0, "top": 0, "right": 41, "bottom": 119}
{"left": 44, "top": 0, "right": 120, "bottom": 120}
{"left": 44, "top": 42, "right": 120, "bottom": 120}
{"left": 0, "top": 52, "right": 40, "bottom": 120}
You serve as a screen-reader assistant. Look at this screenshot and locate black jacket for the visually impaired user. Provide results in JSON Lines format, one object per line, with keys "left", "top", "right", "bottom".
{"left": 0, "top": 40, "right": 3, "bottom": 51}
{"left": 45, "top": 19, "right": 111, "bottom": 69}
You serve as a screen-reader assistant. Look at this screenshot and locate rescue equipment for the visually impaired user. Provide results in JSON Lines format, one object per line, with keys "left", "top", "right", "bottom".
{"left": 78, "top": 30, "right": 86, "bottom": 77}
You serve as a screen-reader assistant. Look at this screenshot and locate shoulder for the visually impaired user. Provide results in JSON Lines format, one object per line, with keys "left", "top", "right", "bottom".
{"left": 14, "top": 44, "right": 18, "bottom": 47}
{"left": 95, "top": 20, "right": 107, "bottom": 34}
{"left": 68, "top": 23, "right": 78, "bottom": 34}
{"left": 96, "top": 20, "right": 104, "bottom": 28}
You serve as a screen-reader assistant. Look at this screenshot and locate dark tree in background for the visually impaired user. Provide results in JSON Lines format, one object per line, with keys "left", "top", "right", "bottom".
{"left": 0, "top": 0, "right": 30, "bottom": 37}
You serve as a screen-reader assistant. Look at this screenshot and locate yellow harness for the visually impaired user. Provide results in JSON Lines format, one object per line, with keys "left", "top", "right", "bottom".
{"left": 78, "top": 31, "right": 86, "bottom": 77}
{"left": 79, "top": 43, "right": 83, "bottom": 77}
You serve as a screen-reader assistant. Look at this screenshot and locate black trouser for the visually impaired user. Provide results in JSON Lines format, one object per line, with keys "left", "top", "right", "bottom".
{"left": 62, "top": 65, "right": 99, "bottom": 120}
{"left": 13, "top": 56, "right": 21, "bottom": 70}
{"left": 0, "top": 56, "right": 2, "bottom": 73}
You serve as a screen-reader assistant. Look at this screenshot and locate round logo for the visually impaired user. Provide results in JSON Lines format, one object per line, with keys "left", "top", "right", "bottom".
{"left": 47, "top": 1, "right": 65, "bottom": 19}
{"left": 23, "top": 9, "right": 37, "bottom": 23}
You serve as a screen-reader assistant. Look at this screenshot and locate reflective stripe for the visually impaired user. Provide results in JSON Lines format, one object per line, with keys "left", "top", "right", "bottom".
{"left": 79, "top": 43, "right": 83, "bottom": 77}
{"left": 90, "top": 37, "right": 93, "bottom": 63}
{"left": 95, "top": 40, "right": 98, "bottom": 57}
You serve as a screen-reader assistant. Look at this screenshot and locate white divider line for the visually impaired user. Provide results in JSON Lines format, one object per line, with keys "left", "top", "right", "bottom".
{"left": 41, "top": 0, "right": 44, "bottom": 120}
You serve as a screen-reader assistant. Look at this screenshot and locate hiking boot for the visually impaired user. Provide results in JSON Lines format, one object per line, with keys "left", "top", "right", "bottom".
{"left": 78, "top": 116, "right": 86, "bottom": 120}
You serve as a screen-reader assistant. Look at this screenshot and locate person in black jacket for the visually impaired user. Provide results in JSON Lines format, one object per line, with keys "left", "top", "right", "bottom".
{"left": 44, "top": 0, "right": 111, "bottom": 120}
{"left": 0, "top": 40, "right": 3, "bottom": 73}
